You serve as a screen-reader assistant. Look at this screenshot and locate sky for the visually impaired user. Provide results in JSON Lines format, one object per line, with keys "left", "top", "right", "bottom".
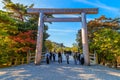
{"left": 0, "top": 0, "right": 120, "bottom": 47}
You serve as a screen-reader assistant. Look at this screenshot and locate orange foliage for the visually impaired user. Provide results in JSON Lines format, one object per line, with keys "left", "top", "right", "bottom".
{"left": 10, "top": 30, "right": 36, "bottom": 53}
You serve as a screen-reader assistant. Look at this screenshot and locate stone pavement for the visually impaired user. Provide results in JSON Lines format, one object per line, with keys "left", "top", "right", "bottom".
{"left": 0, "top": 55, "right": 120, "bottom": 80}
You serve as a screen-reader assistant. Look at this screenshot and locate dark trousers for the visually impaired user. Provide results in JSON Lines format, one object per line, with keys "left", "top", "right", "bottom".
{"left": 58, "top": 57, "right": 62, "bottom": 63}
{"left": 67, "top": 58, "right": 69, "bottom": 64}
{"left": 74, "top": 58, "right": 77, "bottom": 65}
{"left": 78, "top": 59, "right": 81, "bottom": 64}
{"left": 46, "top": 58, "right": 49, "bottom": 64}
{"left": 53, "top": 56, "right": 55, "bottom": 61}
{"left": 50, "top": 56, "right": 52, "bottom": 61}
{"left": 81, "top": 58, "right": 84, "bottom": 65}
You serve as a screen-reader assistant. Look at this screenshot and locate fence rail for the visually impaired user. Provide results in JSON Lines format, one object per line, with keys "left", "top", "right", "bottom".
{"left": 89, "top": 53, "right": 97, "bottom": 65}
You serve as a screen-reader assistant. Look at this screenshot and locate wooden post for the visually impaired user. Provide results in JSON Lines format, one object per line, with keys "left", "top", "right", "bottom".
{"left": 14, "top": 58, "right": 17, "bottom": 66}
{"left": 22, "top": 58, "right": 24, "bottom": 64}
{"left": 96, "top": 53, "right": 98, "bottom": 64}
{"left": 27, "top": 52, "right": 30, "bottom": 64}
{"left": 81, "top": 12, "right": 90, "bottom": 65}
{"left": 35, "top": 12, "right": 44, "bottom": 65}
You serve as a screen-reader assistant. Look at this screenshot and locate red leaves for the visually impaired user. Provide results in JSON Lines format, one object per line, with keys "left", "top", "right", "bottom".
{"left": 12, "top": 30, "right": 36, "bottom": 44}
{"left": 10, "top": 30, "right": 36, "bottom": 53}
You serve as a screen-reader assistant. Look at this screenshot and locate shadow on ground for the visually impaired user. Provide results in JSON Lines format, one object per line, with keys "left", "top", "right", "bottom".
{"left": 0, "top": 61, "right": 120, "bottom": 80}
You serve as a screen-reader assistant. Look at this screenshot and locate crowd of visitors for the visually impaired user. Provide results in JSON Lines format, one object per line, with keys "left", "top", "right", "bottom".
{"left": 44, "top": 51, "right": 84, "bottom": 65}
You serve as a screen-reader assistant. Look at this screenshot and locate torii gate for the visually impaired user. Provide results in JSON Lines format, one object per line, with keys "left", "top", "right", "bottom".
{"left": 27, "top": 8, "right": 98, "bottom": 65}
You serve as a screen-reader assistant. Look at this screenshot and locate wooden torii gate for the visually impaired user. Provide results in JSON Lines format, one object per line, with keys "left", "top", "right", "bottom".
{"left": 27, "top": 8, "right": 98, "bottom": 65}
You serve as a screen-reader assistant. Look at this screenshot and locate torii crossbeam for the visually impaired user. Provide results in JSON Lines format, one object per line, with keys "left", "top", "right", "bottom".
{"left": 27, "top": 8, "right": 98, "bottom": 65}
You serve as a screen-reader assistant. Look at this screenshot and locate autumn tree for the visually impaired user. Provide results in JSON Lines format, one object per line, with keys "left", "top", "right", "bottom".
{"left": 0, "top": 0, "right": 50, "bottom": 65}
{"left": 93, "top": 28, "right": 120, "bottom": 67}
{"left": 2, "top": 0, "right": 34, "bottom": 21}
{"left": 0, "top": 10, "right": 18, "bottom": 64}
{"left": 45, "top": 40, "right": 53, "bottom": 52}
{"left": 76, "top": 15, "right": 120, "bottom": 66}
{"left": 71, "top": 43, "right": 79, "bottom": 53}
{"left": 76, "top": 30, "right": 82, "bottom": 52}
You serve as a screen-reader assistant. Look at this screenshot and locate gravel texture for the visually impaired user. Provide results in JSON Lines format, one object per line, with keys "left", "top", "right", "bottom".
{"left": 0, "top": 55, "right": 120, "bottom": 80}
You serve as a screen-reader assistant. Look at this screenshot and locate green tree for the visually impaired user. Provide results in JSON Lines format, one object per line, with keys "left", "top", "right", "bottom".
{"left": 0, "top": 10, "right": 18, "bottom": 64}
{"left": 92, "top": 28, "right": 120, "bottom": 66}
{"left": 0, "top": 0, "right": 52, "bottom": 66}
{"left": 71, "top": 43, "right": 78, "bottom": 52}
{"left": 76, "top": 16, "right": 120, "bottom": 67}
{"left": 76, "top": 30, "right": 82, "bottom": 52}
{"left": 2, "top": 0, "right": 34, "bottom": 21}
{"left": 45, "top": 40, "right": 53, "bottom": 52}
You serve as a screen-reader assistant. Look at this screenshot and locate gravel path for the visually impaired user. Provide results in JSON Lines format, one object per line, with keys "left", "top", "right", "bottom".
{"left": 0, "top": 55, "right": 120, "bottom": 80}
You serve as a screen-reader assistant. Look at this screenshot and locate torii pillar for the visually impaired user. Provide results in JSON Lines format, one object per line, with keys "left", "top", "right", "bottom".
{"left": 35, "top": 12, "right": 44, "bottom": 64}
{"left": 81, "top": 12, "right": 90, "bottom": 65}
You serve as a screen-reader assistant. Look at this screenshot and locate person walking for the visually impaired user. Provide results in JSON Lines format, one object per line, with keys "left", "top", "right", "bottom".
{"left": 53, "top": 51, "right": 56, "bottom": 62}
{"left": 77, "top": 52, "right": 81, "bottom": 65}
{"left": 73, "top": 52, "right": 78, "bottom": 65}
{"left": 80, "top": 53, "right": 84, "bottom": 65}
{"left": 49, "top": 52, "right": 53, "bottom": 61}
{"left": 58, "top": 52, "right": 62, "bottom": 64}
{"left": 45, "top": 51, "right": 50, "bottom": 64}
{"left": 66, "top": 53, "right": 69, "bottom": 64}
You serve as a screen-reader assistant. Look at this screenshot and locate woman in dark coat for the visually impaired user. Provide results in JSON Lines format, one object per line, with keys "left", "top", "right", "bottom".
{"left": 80, "top": 53, "right": 84, "bottom": 65}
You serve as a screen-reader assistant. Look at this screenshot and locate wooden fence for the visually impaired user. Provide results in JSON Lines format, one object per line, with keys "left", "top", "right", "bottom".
{"left": 117, "top": 56, "right": 120, "bottom": 68}
{"left": 27, "top": 52, "right": 45, "bottom": 64}
{"left": 89, "top": 53, "right": 98, "bottom": 65}
{"left": 27, "top": 52, "right": 35, "bottom": 63}
{"left": 0, "top": 57, "right": 28, "bottom": 68}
